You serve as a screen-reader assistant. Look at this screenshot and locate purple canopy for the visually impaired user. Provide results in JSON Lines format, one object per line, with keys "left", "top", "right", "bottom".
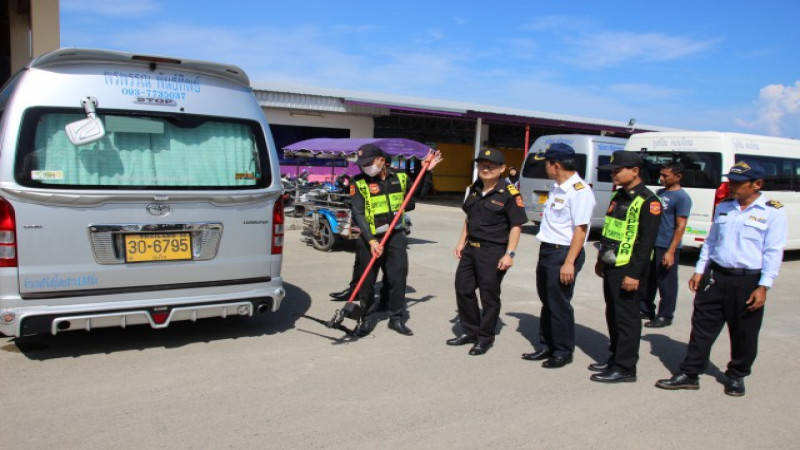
{"left": 282, "top": 138, "right": 431, "bottom": 160}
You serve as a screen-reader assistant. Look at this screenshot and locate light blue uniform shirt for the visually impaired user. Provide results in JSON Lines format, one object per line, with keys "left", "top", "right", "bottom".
{"left": 536, "top": 172, "right": 596, "bottom": 246}
{"left": 695, "top": 193, "right": 787, "bottom": 288}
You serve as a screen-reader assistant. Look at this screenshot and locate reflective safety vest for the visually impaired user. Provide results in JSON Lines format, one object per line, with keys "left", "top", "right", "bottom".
{"left": 354, "top": 173, "right": 408, "bottom": 235}
{"left": 601, "top": 192, "right": 645, "bottom": 267}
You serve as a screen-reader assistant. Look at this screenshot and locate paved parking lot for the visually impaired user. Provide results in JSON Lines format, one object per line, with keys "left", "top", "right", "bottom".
{"left": 2, "top": 200, "right": 799, "bottom": 448}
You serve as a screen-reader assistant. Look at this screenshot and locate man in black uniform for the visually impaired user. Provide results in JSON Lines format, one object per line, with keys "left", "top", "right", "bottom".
{"left": 590, "top": 151, "right": 661, "bottom": 383}
{"left": 349, "top": 144, "right": 441, "bottom": 337}
{"left": 447, "top": 149, "right": 527, "bottom": 355}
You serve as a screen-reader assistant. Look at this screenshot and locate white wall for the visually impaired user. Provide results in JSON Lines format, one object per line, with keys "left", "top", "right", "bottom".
{"left": 263, "top": 109, "right": 375, "bottom": 138}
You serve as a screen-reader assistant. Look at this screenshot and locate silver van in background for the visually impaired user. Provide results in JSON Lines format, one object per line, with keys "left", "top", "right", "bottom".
{"left": 0, "top": 48, "right": 285, "bottom": 337}
{"left": 519, "top": 134, "right": 627, "bottom": 228}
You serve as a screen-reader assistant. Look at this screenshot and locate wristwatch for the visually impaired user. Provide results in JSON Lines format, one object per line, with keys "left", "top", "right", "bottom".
{"left": 506, "top": 251, "right": 516, "bottom": 258}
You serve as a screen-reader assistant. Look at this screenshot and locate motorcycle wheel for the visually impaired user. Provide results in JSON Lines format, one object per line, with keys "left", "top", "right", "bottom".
{"left": 312, "top": 220, "right": 336, "bottom": 251}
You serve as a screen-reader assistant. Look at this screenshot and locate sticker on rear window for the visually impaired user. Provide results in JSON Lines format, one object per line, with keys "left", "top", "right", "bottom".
{"left": 31, "top": 170, "right": 64, "bottom": 180}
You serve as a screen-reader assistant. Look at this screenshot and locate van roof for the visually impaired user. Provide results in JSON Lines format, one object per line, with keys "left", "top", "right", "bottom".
{"left": 27, "top": 47, "right": 250, "bottom": 87}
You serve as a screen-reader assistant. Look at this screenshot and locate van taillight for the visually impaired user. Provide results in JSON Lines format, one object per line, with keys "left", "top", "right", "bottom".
{"left": 0, "top": 198, "right": 18, "bottom": 268}
{"left": 272, "top": 197, "right": 284, "bottom": 255}
{"left": 713, "top": 181, "right": 729, "bottom": 216}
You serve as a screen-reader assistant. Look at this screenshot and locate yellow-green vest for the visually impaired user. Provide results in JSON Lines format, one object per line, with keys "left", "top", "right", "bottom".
{"left": 601, "top": 192, "right": 646, "bottom": 267}
{"left": 354, "top": 173, "right": 408, "bottom": 234}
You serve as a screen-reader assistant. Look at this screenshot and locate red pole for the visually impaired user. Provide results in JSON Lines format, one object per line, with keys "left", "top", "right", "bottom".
{"left": 523, "top": 124, "right": 531, "bottom": 158}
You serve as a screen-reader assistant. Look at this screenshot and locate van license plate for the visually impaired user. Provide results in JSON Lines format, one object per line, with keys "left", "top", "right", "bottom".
{"left": 124, "top": 233, "right": 192, "bottom": 263}
{"left": 538, "top": 193, "right": 548, "bottom": 204}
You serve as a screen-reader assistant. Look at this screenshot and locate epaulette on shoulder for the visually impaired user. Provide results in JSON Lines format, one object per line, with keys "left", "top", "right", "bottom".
{"left": 767, "top": 200, "right": 784, "bottom": 209}
{"left": 507, "top": 184, "right": 520, "bottom": 196}
{"left": 573, "top": 181, "right": 586, "bottom": 191}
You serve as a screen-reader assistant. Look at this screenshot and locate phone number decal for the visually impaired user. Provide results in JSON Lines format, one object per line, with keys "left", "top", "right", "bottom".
{"left": 121, "top": 89, "right": 186, "bottom": 99}
{"left": 106, "top": 70, "right": 201, "bottom": 103}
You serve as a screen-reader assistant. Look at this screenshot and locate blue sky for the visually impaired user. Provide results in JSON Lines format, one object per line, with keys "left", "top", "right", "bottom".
{"left": 60, "top": 0, "right": 800, "bottom": 137}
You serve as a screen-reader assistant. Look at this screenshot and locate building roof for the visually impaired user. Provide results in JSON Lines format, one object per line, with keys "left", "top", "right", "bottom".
{"left": 251, "top": 80, "right": 683, "bottom": 134}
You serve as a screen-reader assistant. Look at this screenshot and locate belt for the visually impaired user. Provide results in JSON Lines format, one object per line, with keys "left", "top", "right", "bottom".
{"left": 540, "top": 242, "right": 566, "bottom": 249}
{"left": 709, "top": 261, "right": 760, "bottom": 276}
{"left": 467, "top": 239, "right": 503, "bottom": 248}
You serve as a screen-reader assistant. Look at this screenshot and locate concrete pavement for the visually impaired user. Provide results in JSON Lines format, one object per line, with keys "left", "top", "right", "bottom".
{"left": 2, "top": 200, "right": 799, "bottom": 448}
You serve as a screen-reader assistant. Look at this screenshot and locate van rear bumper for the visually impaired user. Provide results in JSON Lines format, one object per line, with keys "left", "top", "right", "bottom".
{"left": 0, "top": 283, "right": 286, "bottom": 337}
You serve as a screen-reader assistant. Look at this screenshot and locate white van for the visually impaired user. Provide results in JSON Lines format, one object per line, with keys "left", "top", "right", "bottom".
{"left": 519, "top": 134, "right": 628, "bottom": 228}
{"left": 627, "top": 131, "right": 800, "bottom": 249}
{"left": 0, "top": 48, "right": 286, "bottom": 337}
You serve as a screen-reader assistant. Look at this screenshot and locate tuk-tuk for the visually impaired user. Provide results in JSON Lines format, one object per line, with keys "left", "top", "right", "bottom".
{"left": 282, "top": 138, "right": 431, "bottom": 251}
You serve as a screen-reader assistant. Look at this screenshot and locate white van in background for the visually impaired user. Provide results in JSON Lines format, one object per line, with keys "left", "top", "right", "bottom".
{"left": 628, "top": 131, "right": 800, "bottom": 250}
{"left": 0, "top": 48, "right": 286, "bottom": 337}
{"left": 519, "top": 134, "right": 628, "bottom": 228}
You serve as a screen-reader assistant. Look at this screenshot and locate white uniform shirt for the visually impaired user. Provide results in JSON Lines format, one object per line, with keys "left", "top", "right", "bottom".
{"left": 536, "top": 172, "right": 596, "bottom": 246}
{"left": 695, "top": 193, "right": 787, "bottom": 288}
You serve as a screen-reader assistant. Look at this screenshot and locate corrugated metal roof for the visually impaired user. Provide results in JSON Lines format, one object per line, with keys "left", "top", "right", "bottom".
{"left": 251, "top": 80, "right": 682, "bottom": 132}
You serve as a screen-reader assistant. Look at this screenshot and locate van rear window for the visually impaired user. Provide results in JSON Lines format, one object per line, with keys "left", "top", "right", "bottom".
{"left": 639, "top": 151, "right": 722, "bottom": 189}
{"left": 15, "top": 108, "right": 271, "bottom": 189}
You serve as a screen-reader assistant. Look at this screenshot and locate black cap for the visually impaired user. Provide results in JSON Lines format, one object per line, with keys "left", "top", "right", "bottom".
{"left": 726, "top": 161, "right": 766, "bottom": 181}
{"left": 533, "top": 143, "right": 576, "bottom": 162}
{"left": 474, "top": 148, "right": 505, "bottom": 165}
{"left": 354, "top": 144, "right": 386, "bottom": 166}
{"left": 598, "top": 150, "right": 644, "bottom": 170}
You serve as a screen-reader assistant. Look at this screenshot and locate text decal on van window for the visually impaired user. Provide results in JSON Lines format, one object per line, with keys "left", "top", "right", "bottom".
{"left": 105, "top": 71, "right": 201, "bottom": 103}
{"left": 31, "top": 170, "right": 64, "bottom": 181}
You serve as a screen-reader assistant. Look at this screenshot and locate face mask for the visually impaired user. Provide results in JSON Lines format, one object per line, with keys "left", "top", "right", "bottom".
{"left": 362, "top": 164, "right": 383, "bottom": 177}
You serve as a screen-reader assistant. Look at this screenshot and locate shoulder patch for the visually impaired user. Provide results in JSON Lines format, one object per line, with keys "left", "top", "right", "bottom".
{"left": 516, "top": 196, "right": 524, "bottom": 207}
{"left": 349, "top": 184, "right": 356, "bottom": 196}
{"left": 507, "top": 184, "right": 519, "bottom": 196}
{"left": 649, "top": 201, "right": 662, "bottom": 216}
{"left": 767, "top": 200, "right": 784, "bottom": 209}
{"left": 573, "top": 182, "right": 585, "bottom": 191}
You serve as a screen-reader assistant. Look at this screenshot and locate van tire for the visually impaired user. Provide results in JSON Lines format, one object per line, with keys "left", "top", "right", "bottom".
{"left": 312, "top": 220, "right": 335, "bottom": 251}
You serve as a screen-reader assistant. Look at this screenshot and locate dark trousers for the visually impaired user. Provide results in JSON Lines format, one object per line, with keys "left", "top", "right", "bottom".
{"left": 454, "top": 244, "right": 507, "bottom": 344}
{"left": 347, "top": 251, "right": 389, "bottom": 304}
{"left": 536, "top": 245, "right": 585, "bottom": 357}
{"left": 355, "top": 232, "right": 409, "bottom": 323}
{"left": 602, "top": 266, "right": 645, "bottom": 374}
{"left": 641, "top": 247, "right": 680, "bottom": 319}
{"left": 679, "top": 268, "right": 764, "bottom": 378}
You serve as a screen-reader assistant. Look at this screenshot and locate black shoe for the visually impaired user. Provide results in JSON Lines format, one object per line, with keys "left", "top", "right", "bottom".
{"left": 655, "top": 373, "right": 699, "bottom": 390}
{"left": 587, "top": 360, "right": 612, "bottom": 372}
{"left": 724, "top": 376, "right": 745, "bottom": 397}
{"left": 329, "top": 288, "right": 352, "bottom": 301}
{"left": 542, "top": 354, "right": 573, "bottom": 368}
{"left": 354, "top": 321, "right": 374, "bottom": 337}
{"left": 446, "top": 334, "right": 478, "bottom": 346}
{"left": 640, "top": 311, "right": 655, "bottom": 320}
{"left": 469, "top": 341, "right": 492, "bottom": 356}
{"left": 387, "top": 319, "right": 413, "bottom": 336}
{"left": 645, "top": 317, "right": 673, "bottom": 328}
{"left": 521, "top": 348, "right": 550, "bottom": 361}
{"left": 590, "top": 370, "right": 637, "bottom": 383}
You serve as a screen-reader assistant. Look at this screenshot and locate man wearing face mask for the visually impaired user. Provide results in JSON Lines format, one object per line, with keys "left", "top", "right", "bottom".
{"left": 349, "top": 143, "right": 442, "bottom": 337}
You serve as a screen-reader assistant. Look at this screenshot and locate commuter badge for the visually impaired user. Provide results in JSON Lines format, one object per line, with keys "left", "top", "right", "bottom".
{"left": 650, "top": 201, "right": 662, "bottom": 215}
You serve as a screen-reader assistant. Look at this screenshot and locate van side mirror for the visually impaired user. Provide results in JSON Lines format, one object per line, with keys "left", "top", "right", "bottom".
{"left": 65, "top": 96, "right": 105, "bottom": 146}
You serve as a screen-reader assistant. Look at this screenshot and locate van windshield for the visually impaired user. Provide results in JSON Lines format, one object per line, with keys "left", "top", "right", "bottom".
{"left": 522, "top": 153, "right": 587, "bottom": 179}
{"left": 15, "top": 108, "right": 270, "bottom": 190}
